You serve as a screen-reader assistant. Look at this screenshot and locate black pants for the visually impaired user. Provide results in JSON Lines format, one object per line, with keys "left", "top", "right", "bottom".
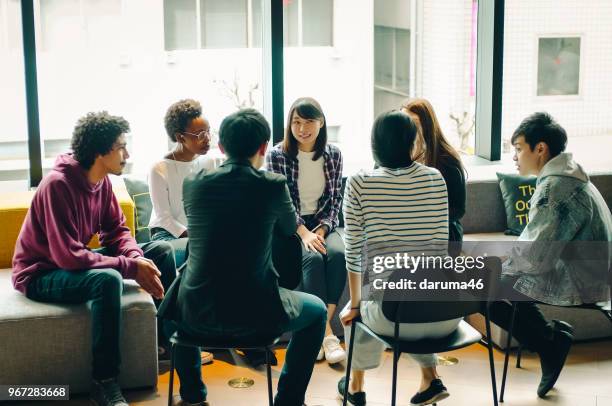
{"left": 484, "top": 275, "right": 555, "bottom": 353}
{"left": 26, "top": 241, "right": 177, "bottom": 380}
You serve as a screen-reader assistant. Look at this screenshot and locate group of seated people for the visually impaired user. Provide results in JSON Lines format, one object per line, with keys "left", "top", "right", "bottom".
{"left": 11, "top": 95, "right": 612, "bottom": 406}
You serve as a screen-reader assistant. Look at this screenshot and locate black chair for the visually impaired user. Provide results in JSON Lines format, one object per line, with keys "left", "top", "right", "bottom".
{"left": 499, "top": 294, "right": 612, "bottom": 402}
{"left": 167, "top": 332, "right": 281, "bottom": 406}
{"left": 342, "top": 259, "right": 502, "bottom": 406}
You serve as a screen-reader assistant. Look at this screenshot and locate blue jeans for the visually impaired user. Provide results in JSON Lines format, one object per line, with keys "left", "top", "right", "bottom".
{"left": 173, "top": 291, "right": 326, "bottom": 405}
{"left": 25, "top": 241, "right": 177, "bottom": 380}
{"left": 151, "top": 228, "right": 188, "bottom": 269}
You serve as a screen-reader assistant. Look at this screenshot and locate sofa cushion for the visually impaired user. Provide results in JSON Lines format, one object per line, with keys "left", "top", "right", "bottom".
{"left": 463, "top": 180, "right": 507, "bottom": 234}
{"left": 0, "top": 188, "right": 136, "bottom": 268}
{"left": 0, "top": 269, "right": 157, "bottom": 393}
{"left": 123, "top": 176, "right": 152, "bottom": 243}
{"left": 496, "top": 172, "right": 537, "bottom": 235}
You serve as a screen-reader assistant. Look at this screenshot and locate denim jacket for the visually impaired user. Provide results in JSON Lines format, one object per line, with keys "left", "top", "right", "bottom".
{"left": 503, "top": 153, "right": 612, "bottom": 305}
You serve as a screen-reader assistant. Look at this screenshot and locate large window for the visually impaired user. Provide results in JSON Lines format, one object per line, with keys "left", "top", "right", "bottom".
{"left": 164, "top": 0, "right": 333, "bottom": 51}
{"left": 0, "top": 0, "right": 29, "bottom": 189}
{"left": 374, "top": 0, "right": 478, "bottom": 157}
{"left": 7, "top": 0, "right": 610, "bottom": 190}
{"left": 31, "top": 0, "right": 265, "bottom": 177}
{"left": 284, "top": 0, "right": 333, "bottom": 47}
{"left": 502, "top": 1, "right": 612, "bottom": 171}
{"left": 164, "top": 0, "right": 255, "bottom": 50}
{"left": 284, "top": 0, "right": 371, "bottom": 174}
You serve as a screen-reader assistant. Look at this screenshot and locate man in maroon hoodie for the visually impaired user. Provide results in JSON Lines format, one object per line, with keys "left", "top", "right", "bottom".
{"left": 12, "top": 112, "right": 177, "bottom": 406}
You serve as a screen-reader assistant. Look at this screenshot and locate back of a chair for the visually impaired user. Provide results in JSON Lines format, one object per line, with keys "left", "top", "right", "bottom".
{"left": 381, "top": 256, "right": 501, "bottom": 324}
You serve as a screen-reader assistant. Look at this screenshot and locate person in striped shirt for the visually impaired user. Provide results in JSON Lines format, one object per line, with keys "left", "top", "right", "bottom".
{"left": 338, "top": 110, "right": 459, "bottom": 406}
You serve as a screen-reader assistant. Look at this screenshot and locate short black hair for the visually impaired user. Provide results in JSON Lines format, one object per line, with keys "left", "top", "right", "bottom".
{"left": 164, "top": 99, "right": 202, "bottom": 142}
{"left": 511, "top": 112, "right": 567, "bottom": 158}
{"left": 371, "top": 110, "right": 416, "bottom": 168}
{"left": 71, "top": 111, "right": 130, "bottom": 169}
{"left": 219, "top": 109, "right": 270, "bottom": 160}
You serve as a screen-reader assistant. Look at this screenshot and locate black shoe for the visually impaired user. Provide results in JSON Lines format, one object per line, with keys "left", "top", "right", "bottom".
{"left": 337, "top": 376, "right": 366, "bottom": 406}
{"left": 552, "top": 319, "right": 574, "bottom": 335}
{"left": 158, "top": 345, "right": 171, "bottom": 362}
{"left": 242, "top": 348, "right": 278, "bottom": 368}
{"left": 91, "top": 378, "right": 128, "bottom": 406}
{"left": 537, "top": 329, "right": 573, "bottom": 398}
{"left": 410, "top": 379, "right": 449, "bottom": 405}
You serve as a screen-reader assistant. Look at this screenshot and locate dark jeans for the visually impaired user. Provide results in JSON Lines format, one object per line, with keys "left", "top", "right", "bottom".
{"left": 300, "top": 227, "right": 346, "bottom": 306}
{"left": 151, "top": 228, "right": 188, "bottom": 269}
{"left": 485, "top": 275, "right": 555, "bottom": 353}
{"left": 25, "top": 241, "right": 177, "bottom": 380}
{"left": 173, "top": 291, "right": 326, "bottom": 405}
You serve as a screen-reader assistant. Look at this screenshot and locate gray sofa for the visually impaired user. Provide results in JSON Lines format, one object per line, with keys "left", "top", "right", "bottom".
{"left": 0, "top": 270, "right": 158, "bottom": 393}
{"left": 330, "top": 172, "right": 612, "bottom": 348}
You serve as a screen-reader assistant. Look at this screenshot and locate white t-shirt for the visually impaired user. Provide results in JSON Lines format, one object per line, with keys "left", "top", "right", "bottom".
{"left": 297, "top": 150, "right": 325, "bottom": 216}
{"left": 148, "top": 155, "right": 217, "bottom": 237}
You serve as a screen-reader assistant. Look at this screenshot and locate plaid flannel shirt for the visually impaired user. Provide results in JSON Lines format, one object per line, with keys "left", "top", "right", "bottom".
{"left": 266, "top": 143, "right": 343, "bottom": 233}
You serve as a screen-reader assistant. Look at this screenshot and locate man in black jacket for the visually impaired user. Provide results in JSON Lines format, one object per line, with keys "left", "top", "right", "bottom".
{"left": 170, "top": 109, "right": 326, "bottom": 406}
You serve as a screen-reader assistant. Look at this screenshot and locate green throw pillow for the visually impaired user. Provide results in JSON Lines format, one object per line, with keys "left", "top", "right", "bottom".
{"left": 496, "top": 172, "right": 537, "bottom": 236}
{"left": 123, "top": 176, "right": 152, "bottom": 243}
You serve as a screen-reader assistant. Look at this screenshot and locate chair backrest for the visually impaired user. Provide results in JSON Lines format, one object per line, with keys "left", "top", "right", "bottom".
{"left": 381, "top": 256, "right": 502, "bottom": 323}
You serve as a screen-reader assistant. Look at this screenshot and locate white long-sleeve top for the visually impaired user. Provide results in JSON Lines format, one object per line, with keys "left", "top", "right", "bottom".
{"left": 148, "top": 156, "right": 217, "bottom": 237}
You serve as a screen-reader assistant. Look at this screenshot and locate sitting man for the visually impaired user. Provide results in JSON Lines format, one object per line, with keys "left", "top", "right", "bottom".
{"left": 489, "top": 112, "right": 612, "bottom": 397}
{"left": 166, "top": 109, "right": 326, "bottom": 406}
{"left": 12, "top": 112, "right": 177, "bottom": 406}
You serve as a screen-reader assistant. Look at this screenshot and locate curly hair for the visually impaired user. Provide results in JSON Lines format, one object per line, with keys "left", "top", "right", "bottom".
{"left": 164, "top": 99, "right": 202, "bottom": 142}
{"left": 71, "top": 111, "right": 130, "bottom": 170}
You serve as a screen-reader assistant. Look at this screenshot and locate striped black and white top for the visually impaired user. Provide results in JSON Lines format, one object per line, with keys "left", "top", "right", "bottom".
{"left": 343, "top": 162, "right": 449, "bottom": 274}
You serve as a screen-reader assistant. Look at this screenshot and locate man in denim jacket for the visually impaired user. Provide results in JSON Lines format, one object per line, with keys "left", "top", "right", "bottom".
{"left": 489, "top": 112, "right": 612, "bottom": 398}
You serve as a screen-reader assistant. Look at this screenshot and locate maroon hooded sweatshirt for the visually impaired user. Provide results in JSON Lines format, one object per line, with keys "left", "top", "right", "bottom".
{"left": 12, "top": 153, "right": 142, "bottom": 294}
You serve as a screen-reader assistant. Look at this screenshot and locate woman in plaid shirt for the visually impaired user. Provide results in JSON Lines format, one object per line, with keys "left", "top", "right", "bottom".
{"left": 266, "top": 97, "right": 347, "bottom": 365}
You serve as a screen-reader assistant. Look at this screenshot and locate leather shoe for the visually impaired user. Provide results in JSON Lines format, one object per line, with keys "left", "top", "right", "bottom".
{"left": 242, "top": 348, "right": 278, "bottom": 368}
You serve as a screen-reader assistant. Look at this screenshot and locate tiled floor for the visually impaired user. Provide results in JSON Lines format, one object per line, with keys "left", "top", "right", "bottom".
{"left": 9, "top": 339, "right": 612, "bottom": 406}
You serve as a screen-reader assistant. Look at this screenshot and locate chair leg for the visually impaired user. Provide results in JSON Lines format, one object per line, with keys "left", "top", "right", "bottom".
{"left": 391, "top": 344, "right": 400, "bottom": 406}
{"left": 168, "top": 343, "right": 176, "bottom": 406}
{"left": 500, "top": 302, "right": 518, "bottom": 402}
{"left": 391, "top": 321, "right": 400, "bottom": 406}
{"left": 342, "top": 321, "right": 357, "bottom": 406}
{"left": 484, "top": 305, "right": 499, "bottom": 406}
{"left": 516, "top": 345, "right": 523, "bottom": 368}
{"left": 265, "top": 346, "right": 274, "bottom": 406}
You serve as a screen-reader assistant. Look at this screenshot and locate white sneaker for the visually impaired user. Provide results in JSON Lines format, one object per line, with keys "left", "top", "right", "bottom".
{"left": 201, "top": 351, "right": 213, "bottom": 365}
{"left": 317, "top": 347, "right": 324, "bottom": 361}
{"left": 322, "top": 335, "right": 346, "bottom": 364}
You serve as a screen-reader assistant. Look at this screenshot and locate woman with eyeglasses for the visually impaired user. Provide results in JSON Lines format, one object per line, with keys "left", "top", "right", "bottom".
{"left": 149, "top": 99, "right": 216, "bottom": 267}
{"left": 148, "top": 99, "right": 217, "bottom": 364}
{"left": 266, "top": 97, "right": 347, "bottom": 365}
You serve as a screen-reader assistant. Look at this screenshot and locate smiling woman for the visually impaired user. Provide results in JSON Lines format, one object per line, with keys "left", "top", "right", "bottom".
{"left": 266, "top": 96, "right": 347, "bottom": 365}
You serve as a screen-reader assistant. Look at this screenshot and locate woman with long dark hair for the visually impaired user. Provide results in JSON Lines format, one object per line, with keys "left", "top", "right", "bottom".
{"left": 338, "top": 110, "right": 458, "bottom": 405}
{"left": 266, "top": 97, "right": 347, "bottom": 365}
{"left": 401, "top": 98, "right": 467, "bottom": 250}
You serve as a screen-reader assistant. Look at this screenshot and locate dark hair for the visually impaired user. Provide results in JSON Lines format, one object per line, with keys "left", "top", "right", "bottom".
{"left": 401, "top": 97, "right": 466, "bottom": 176}
{"left": 371, "top": 110, "right": 417, "bottom": 169}
{"left": 283, "top": 97, "right": 327, "bottom": 160}
{"left": 219, "top": 109, "right": 270, "bottom": 160}
{"left": 511, "top": 112, "right": 567, "bottom": 157}
{"left": 71, "top": 111, "right": 130, "bottom": 169}
{"left": 164, "top": 99, "right": 202, "bottom": 142}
